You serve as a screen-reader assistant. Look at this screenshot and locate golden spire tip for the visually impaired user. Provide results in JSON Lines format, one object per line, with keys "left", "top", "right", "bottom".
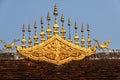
{"left": 22, "top": 24, "right": 25, "bottom": 32}
{"left": 40, "top": 17, "right": 43, "bottom": 24}
{"left": 74, "top": 21, "right": 78, "bottom": 29}
{"left": 87, "top": 24, "right": 90, "bottom": 31}
{"left": 54, "top": 4, "right": 58, "bottom": 15}
{"left": 61, "top": 14, "right": 64, "bottom": 22}
{"left": 68, "top": 17, "right": 70, "bottom": 26}
{"left": 81, "top": 24, "right": 84, "bottom": 32}
{"left": 47, "top": 12, "right": 51, "bottom": 21}
{"left": 28, "top": 24, "right": 31, "bottom": 32}
{"left": 34, "top": 21, "right": 37, "bottom": 29}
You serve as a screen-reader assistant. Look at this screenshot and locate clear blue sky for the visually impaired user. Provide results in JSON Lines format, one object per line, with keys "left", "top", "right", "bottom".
{"left": 0, "top": 0, "right": 120, "bottom": 50}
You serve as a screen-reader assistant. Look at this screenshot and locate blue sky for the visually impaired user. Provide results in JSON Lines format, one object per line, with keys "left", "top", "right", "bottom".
{"left": 0, "top": 0, "right": 120, "bottom": 50}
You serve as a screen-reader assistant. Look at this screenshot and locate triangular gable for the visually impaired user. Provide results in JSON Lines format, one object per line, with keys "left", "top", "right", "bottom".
{"left": 16, "top": 35, "right": 95, "bottom": 65}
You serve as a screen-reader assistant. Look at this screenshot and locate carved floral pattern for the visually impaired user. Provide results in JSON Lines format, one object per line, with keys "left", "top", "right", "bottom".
{"left": 16, "top": 35, "right": 96, "bottom": 65}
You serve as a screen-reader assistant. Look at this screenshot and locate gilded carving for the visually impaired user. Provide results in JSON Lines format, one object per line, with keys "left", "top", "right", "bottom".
{"left": 16, "top": 35, "right": 96, "bottom": 65}
{"left": 93, "top": 39, "right": 111, "bottom": 52}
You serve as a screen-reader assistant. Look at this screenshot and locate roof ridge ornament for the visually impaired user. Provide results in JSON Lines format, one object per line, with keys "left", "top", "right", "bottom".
{"left": 16, "top": 4, "right": 111, "bottom": 65}
{"left": 40, "top": 17, "right": 45, "bottom": 43}
{"left": 81, "top": 24, "right": 85, "bottom": 48}
{"left": 33, "top": 21, "right": 39, "bottom": 46}
{"left": 28, "top": 24, "right": 32, "bottom": 48}
{"left": 87, "top": 24, "right": 91, "bottom": 48}
{"left": 46, "top": 12, "right": 52, "bottom": 39}
{"left": 74, "top": 21, "right": 79, "bottom": 45}
{"left": 67, "top": 17, "right": 72, "bottom": 43}
{"left": 60, "top": 14, "right": 66, "bottom": 40}
{"left": 53, "top": 4, "right": 59, "bottom": 35}
{"left": 21, "top": 24, "right": 26, "bottom": 48}
{"left": 16, "top": 34, "right": 97, "bottom": 65}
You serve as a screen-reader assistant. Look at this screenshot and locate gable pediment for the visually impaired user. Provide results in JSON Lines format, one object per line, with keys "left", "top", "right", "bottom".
{"left": 16, "top": 35, "right": 95, "bottom": 65}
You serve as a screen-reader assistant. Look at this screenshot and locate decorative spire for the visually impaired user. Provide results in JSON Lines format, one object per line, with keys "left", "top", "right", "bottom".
{"left": 61, "top": 14, "right": 64, "bottom": 22}
{"left": 46, "top": 12, "right": 52, "bottom": 39}
{"left": 34, "top": 20, "right": 37, "bottom": 29}
{"left": 60, "top": 14, "right": 66, "bottom": 39}
{"left": 53, "top": 4, "right": 59, "bottom": 35}
{"left": 28, "top": 24, "right": 31, "bottom": 32}
{"left": 81, "top": 24, "right": 85, "bottom": 47}
{"left": 47, "top": 12, "right": 51, "bottom": 21}
{"left": 74, "top": 22, "right": 79, "bottom": 45}
{"left": 40, "top": 17, "right": 45, "bottom": 43}
{"left": 68, "top": 18, "right": 71, "bottom": 38}
{"left": 34, "top": 21, "right": 37, "bottom": 36}
{"left": 68, "top": 17, "right": 70, "bottom": 26}
{"left": 21, "top": 24, "right": 26, "bottom": 48}
{"left": 28, "top": 24, "right": 32, "bottom": 48}
{"left": 20, "top": 5, "right": 94, "bottom": 49}
{"left": 67, "top": 17, "right": 72, "bottom": 43}
{"left": 40, "top": 17, "right": 43, "bottom": 25}
{"left": 33, "top": 21, "right": 39, "bottom": 46}
{"left": 87, "top": 24, "right": 91, "bottom": 48}
{"left": 22, "top": 24, "right": 25, "bottom": 32}
{"left": 54, "top": 4, "right": 58, "bottom": 16}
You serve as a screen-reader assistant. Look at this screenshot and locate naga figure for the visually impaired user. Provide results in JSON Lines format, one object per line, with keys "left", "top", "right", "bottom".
{"left": 2, "top": 39, "right": 19, "bottom": 52}
{"left": 93, "top": 39, "right": 111, "bottom": 52}
{"left": 90, "top": 46, "right": 98, "bottom": 52}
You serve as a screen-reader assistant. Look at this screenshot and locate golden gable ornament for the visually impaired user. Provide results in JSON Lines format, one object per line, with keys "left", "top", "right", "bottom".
{"left": 16, "top": 4, "right": 102, "bottom": 65}
{"left": 16, "top": 34, "right": 97, "bottom": 65}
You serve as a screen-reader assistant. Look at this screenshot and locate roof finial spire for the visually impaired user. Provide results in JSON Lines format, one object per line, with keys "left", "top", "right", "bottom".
{"left": 47, "top": 12, "right": 51, "bottom": 21}
{"left": 34, "top": 20, "right": 37, "bottom": 35}
{"left": 40, "top": 17, "right": 43, "bottom": 25}
{"left": 61, "top": 14, "right": 64, "bottom": 22}
{"left": 81, "top": 24, "right": 85, "bottom": 47}
{"left": 33, "top": 21, "right": 39, "bottom": 46}
{"left": 40, "top": 17, "right": 45, "bottom": 43}
{"left": 74, "top": 21, "right": 78, "bottom": 30}
{"left": 87, "top": 24, "right": 91, "bottom": 48}
{"left": 67, "top": 17, "right": 72, "bottom": 43}
{"left": 21, "top": 24, "right": 26, "bottom": 48}
{"left": 46, "top": 12, "right": 52, "bottom": 39}
{"left": 34, "top": 20, "right": 37, "bottom": 29}
{"left": 74, "top": 21, "right": 79, "bottom": 45}
{"left": 60, "top": 14, "right": 66, "bottom": 39}
{"left": 53, "top": 4, "right": 59, "bottom": 35}
{"left": 28, "top": 24, "right": 32, "bottom": 48}
{"left": 54, "top": 4, "right": 58, "bottom": 16}
{"left": 68, "top": 17, "right": 70, "bottom": 26}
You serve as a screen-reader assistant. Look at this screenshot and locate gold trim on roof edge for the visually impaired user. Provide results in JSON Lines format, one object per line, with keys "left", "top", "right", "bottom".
{"left": 16, "top": 34, "right": 96, "bottom": 65}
